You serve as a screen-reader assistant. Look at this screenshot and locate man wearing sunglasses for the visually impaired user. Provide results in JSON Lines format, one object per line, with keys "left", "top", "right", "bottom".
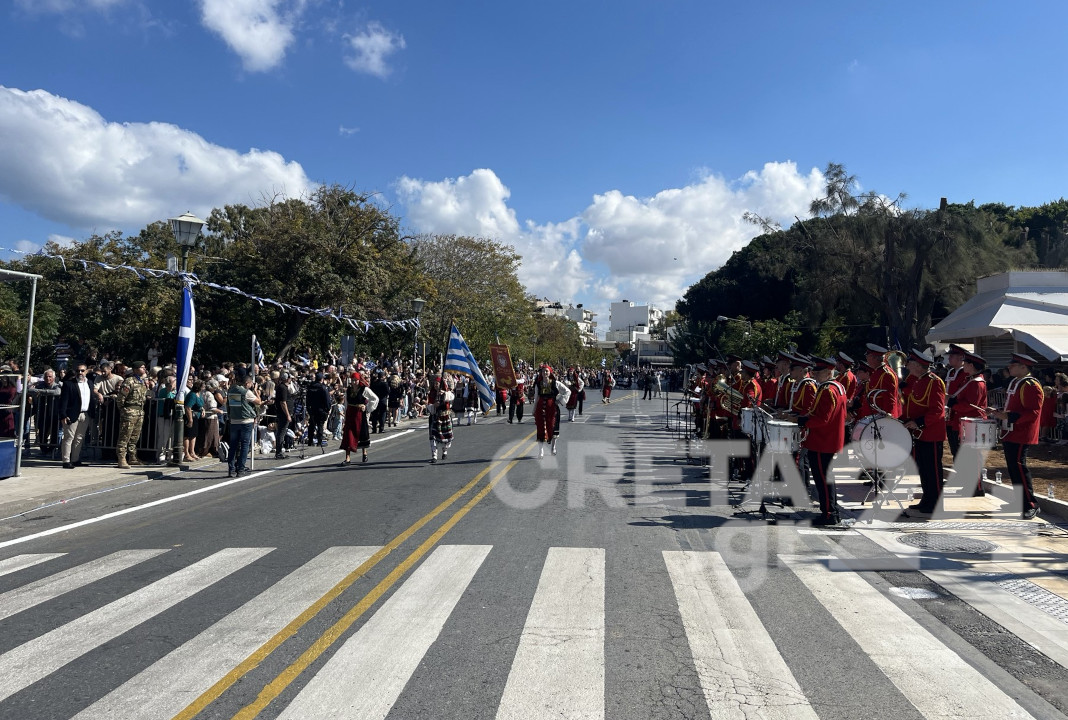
{"left": 58, "top": 364, "right": 98, "bottom": 469}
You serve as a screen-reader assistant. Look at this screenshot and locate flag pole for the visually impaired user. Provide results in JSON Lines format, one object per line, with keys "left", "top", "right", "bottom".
{"left": 249, "top": 334, "right": 256, "bottom": 471}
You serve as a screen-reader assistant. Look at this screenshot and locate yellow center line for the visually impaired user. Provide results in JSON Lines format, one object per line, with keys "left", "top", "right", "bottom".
{"left": 230, "top": 440, "right": 535, "bottom": 720}
{"left": 171, "top": 433, "right": 535, "bottom": 720}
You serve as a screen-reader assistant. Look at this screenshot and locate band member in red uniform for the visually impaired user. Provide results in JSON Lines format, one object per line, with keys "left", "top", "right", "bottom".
{"left": 864, "top": 343, "right": 901, "bottom": 418}
{"left": 533, "top": 364, "right": 561, "bottom": 457}
{"left": 772, "top": 351, "right": 794, "bottom": 410}
{"left": 759, "top": 356, "right": 778, "bottom": 403}
{"left": 989, "top": 353, "right": 1043, "bottom": 519}
{"left": 943, "top": 344, "right": 968, "bottom": 458}
{"left": 900, "top": 349, "right": 947, "bottom": 516}
{"left": 735, "top": 360, "right": 763, "bottom": 430}
{"left": 850, "top": 360, "right": 873, "bottom": 419}
{"left": 798, "top": 357, "right": 847, "bottom": 525}
{"left": 787, "top": 357, "right": 817, "bottom": 418}
{"left": 835, "top": 352, "right": 857, "bottom": 403}
{"left": 951, "top": 351, "right": 989, "bottom": 496}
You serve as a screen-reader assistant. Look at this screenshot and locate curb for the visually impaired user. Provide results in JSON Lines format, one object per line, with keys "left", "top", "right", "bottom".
{"left": 981, "top": 478, "right": 1068, "bottom": 523}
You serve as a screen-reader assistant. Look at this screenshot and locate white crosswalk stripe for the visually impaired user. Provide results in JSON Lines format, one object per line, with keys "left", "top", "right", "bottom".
{"left": 782, "top": 554, "right": 1038, "bottom": 719}
{"left": 0, "top": 553, "right": 65, "bottom": 578}
{"left": 75, "top": 546, "right": 380, "bottom": 720}
{"left": 664, "top": 551, "right": 818, "bottom": 719}
{"left": 0, "top": 543, "right": 1061, "bottom": 718}
{"left": 0, "top": 547, "right": 270, "bottom": 703}
{"left": 278, "top": 544, "right": 491, "bottom": 719}
{"left": 497, "top": 547, "right": 605, "bottom": 720}
{"left": 0, "top": 549, "right": 168, "bottom": 622}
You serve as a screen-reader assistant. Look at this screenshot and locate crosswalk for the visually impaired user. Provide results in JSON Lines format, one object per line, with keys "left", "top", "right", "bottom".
{"left": 0, "top": 544, "right": 1054, "bottom": 719}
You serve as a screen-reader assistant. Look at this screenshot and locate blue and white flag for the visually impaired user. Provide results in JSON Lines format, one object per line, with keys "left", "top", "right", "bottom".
{"left": 444, "top": 324, "right": 494, "bottom": 408}
{"left": 175, "top": 283, "right": 195, "bottom": 403}
{"left": 601, "top": 356, "right": 606, "bottom": 368}
{"left": 254, "top": 340, "right": 266, "bottom": 370}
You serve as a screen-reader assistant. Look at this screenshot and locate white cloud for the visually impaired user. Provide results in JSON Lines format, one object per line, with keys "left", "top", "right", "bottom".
{"left": 580, "top": 162, "right": 825, "bottom": 307}
{"left": 0, "top": 86, "right": 313, "bottom": 230}
{"left": 199, "top": 0, "right": 309, "bottom": 72}
{"left": 338, "top": 125, "right": 359, "bottom": 136}
{"left": 344, "top": 21, "right": 405, "bottom": 78}
{"left": 396, "top": 169, "right": 589, "bottom": 301}
{"left": 396, "top": 163, "right": 825, "bottom": 330}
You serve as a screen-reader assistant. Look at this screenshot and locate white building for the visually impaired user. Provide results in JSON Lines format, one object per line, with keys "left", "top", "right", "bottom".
{"left": 534, "top": 299, "right": 599, "bottom": 346}
{"left": 605, "top": 300, "right": 663, "bottom": 343}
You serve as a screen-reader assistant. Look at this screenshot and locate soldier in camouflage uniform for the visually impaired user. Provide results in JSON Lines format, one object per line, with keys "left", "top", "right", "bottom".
{"left": 116, "top": 361, "right": 149, "bottom": 469}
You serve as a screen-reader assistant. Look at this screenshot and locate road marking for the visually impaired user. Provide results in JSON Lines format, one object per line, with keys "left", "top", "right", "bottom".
{"left": 0, "top": 549, "right": 167, "bottom": 622}
{"left": 664, "top": 551, "right": 817, "bottom": 719}
{"left": 75, "top": 546, "right": 379, "bottom": 720}
{"left": 278, "top": 545, "right": 491, "bottom": 719}
{"left": 230, "top": 442, "right": 534, "bottom": 720}
{"left": 782, "top": 554, "right": 1037, "bottom": 719}
{"left": 0, "top": 547, "right": 270, "bottom": 703}
{"left": 0, "top": 431, "right": 417, "bottom": 551}
{"left": 496, "top": 547, "right": 605, "bottom": 720}
{"left": 0, "top": 552, "right": 64, "bottom": 577}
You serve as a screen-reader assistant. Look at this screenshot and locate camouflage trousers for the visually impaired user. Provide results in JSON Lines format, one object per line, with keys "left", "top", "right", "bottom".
{"left": 116, "top": 409, "right": 144, "bottom": 457}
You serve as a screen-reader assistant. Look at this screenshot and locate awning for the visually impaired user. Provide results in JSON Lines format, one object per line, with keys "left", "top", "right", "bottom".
{"left": 926, "top": 289, "right": 1068, "bottom": 362}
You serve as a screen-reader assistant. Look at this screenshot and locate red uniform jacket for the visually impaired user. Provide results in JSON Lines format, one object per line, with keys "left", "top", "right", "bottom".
{"left": 790, "top": 377, "right": 818, "bottom": 416}
{"left": 868, "top": 363, "right": 900, "bottom": 418}
{"left": 759, "top": 376, "right": 778, "bottom": 404}
{"left": 854, "top": 379, "right": 875, "bottom": 420}
{"left": 950, "top": 374, "right": 987, "bottom": 433}
{"left": 802, "top": 380, "right": 847, "bottom": 453}
{"left": 901, "top": 371, "right": 947, "bottom": 442}
{"left": 945, "top": 367, "right": 968, "bottom": 433}
{"left": 731, "top": 377, "right": 762, "bottom": 429}
{"left": 1004, "top": 375, "right": 1043, "bottom": 445}
{"left": 774, "top": 375, "right": 794, "bottom": 409}
{"left": 838, "top": 370, "right": 857, "bottom": 402}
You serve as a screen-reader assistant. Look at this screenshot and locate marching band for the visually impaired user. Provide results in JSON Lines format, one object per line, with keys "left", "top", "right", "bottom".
{"left": 685, "top": 342, "right": 1045, "bottom": 524}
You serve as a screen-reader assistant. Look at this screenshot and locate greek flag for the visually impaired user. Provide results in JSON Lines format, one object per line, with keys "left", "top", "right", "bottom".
{"left": 175, "top": 283, "right": 195, "bottom": 403}
{"left": 444, "top": 324, "right": 494, "bottom": 408}
{"left": 601, "top": 356, "right": 606, "bottom": 368}
{"left": 254, "top": 341, "right": 266, "bottom": 370}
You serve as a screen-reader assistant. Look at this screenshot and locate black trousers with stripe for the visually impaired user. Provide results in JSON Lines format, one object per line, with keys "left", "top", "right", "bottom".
{"left": 1002, "top": 440, "right": 1037, "bottom": 512}
{"left": 806, "top": 450, "right": 838, "bottom": 521}
{"left": 912, "top": 439, "right": 944, "bottom": 512}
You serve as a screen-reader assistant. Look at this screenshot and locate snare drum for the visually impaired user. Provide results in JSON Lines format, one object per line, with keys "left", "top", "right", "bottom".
{"left": 765, "top": 420, "right": 799, "bottom": 454}
{"left": 960, "top": 417, "right": 998, "bottom": 450}
{"left": 740, "top": 407, "right": 757, "bottom": 437}
{"left": 850, "top": 415, "right": 913, "bottom": 469}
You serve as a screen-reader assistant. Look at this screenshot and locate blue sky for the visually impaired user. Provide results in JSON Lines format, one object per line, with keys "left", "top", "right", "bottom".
{"left": 1, "top": 1, "right": 1066, "bottom": 336}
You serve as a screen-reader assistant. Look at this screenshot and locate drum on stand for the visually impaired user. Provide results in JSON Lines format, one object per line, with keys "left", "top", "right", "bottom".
{"left": 764, "top": 420, "right": 799, "bottom": 454}
{"left": 960, "top": 417, "right": 998, "bottom": 450}
{"left": 850, "top": 415, "right": 913, "bottom": 469}
{"left": 740, "top": 407, "right": 758, "bottom": 438}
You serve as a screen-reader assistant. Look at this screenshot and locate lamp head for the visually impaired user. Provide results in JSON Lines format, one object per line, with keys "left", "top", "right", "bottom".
{"left": 169, "top": 212, "right": 205, "bottom": 248}
{"left": 410, "top": 297, "right": 426, "bottom": 315}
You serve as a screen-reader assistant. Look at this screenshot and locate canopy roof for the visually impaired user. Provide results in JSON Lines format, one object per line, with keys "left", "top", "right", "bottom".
{"left": 926, "top": 271, "right": 1068, "bottom": 362}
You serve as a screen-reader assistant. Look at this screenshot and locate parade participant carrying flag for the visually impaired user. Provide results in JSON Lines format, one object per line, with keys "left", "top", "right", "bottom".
{"left": 444, "top": 324, "right": 494, "bottom": 410}
{"left": 171, "top": 283, "right": 195, "bottom": 464}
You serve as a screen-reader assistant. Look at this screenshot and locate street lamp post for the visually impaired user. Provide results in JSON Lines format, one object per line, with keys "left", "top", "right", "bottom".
{"left": 532, "top": 336, "right": 538, "bottom": 368}
{"left": 169, "top": 212, "right": 205, "bottom": 467}
{"left": 410, "top": 297, "right": 425, "bottom": 373}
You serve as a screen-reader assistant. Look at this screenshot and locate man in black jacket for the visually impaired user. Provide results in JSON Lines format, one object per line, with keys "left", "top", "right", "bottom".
{"left": 306, "top": 372, "right": 331, "bottom": 450}
{"left": 58, "top": 364, "right": 99, "bottom": 468}
{"left": 370, "top": 370, "right": 390, "bottom": 433}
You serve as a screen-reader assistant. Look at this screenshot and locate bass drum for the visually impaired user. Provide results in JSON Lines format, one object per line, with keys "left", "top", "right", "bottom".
{"left": 850, "top": 415, "right": 913, "bottom": 469}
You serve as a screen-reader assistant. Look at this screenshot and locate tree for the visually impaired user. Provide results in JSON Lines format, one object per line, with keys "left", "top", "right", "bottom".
{"left": 409, "top": 234, "right": 533, "bottom": 361}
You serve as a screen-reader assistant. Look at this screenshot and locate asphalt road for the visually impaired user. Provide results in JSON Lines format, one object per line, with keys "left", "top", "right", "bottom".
{"left": 1, "top": 391, "right": 1067, "bottom": 719}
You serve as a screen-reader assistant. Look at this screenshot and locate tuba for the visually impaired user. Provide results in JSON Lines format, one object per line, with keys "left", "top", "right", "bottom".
{"left": 713, "top": 378, "right": 744, "bottom": 415}
{"left": 885, "top": 350, "right": 908, "bottom": 380}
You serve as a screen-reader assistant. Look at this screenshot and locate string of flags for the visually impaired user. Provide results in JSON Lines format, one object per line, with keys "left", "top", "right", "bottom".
{"left": 1, "top": 246, "right": 421, "bottom": 333}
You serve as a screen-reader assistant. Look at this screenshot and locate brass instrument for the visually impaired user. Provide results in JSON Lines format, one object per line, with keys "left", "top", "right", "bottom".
{"left": 713, "top": 378, "right": 744, "bottom": 415}
{"left": 885, "top": 350, "right": 908, "bottom": 379}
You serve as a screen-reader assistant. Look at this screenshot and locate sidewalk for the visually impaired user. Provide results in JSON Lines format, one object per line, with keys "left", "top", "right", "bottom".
{"left": 0, "top": 414, "right": 433, "bottom": 519}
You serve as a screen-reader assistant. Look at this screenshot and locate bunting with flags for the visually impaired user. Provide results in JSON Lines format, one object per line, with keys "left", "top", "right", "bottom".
{"left": 444, "top": 324, "right": 494, "bottom": 408}
{"left": 175, "top": 283, "right": 195, "bottom": 403}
